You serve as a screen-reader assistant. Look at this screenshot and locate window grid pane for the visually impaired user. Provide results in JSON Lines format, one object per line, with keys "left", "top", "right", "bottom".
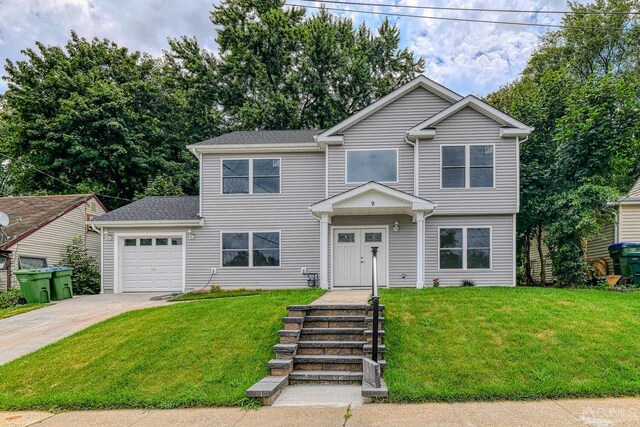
{"left": 253, "top": 159, "right": 280, "bottom": 194}
{"left": 467, "top": 228, "right": 490, "bottom": 269}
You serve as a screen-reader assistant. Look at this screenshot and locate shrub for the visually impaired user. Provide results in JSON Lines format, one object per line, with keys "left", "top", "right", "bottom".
{"left": 209, "top": 285, "right": 222, "bottom": 293}
{"left": 461, "top": 279, "right": 476, "bottom": 287}
{"left": 61, "top": 236, "right": 101, "bottom": 295}
{"left": 0, "top": 289, "right": 25, "bottom": 308}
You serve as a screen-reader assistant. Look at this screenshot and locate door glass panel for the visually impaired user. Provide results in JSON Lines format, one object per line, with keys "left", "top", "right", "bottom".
{"left": 364, "top": 233, "right": 382, "bottom": 242}
{"left": 124, "top": 239, "right": 137, "bottom": 246}
{"left": 171, "top": 238, "right": 183, "bottom": 246}
{"left": 338, "top": 233, "right": 355, "bottom": 243}
{"left": 140, "top": 238, "right": 152, "bottom": 246}
{"left": 156, "top": 238, "right": 168, "bottom": 246}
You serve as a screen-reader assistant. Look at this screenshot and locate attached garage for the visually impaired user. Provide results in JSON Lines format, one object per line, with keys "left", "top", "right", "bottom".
{"left": 120, "top": 236, "right": 184, "bottom": 292}
{"left": 90, "top": 196, "right": 203, "bottom": 294}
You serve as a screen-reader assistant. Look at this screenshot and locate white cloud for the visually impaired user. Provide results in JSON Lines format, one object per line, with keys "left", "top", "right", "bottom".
{"left": 0, "top": 0, "right": 588, "bottom": 95}
{"left": 0, "top": 0, "right": 217, "bottom": 92}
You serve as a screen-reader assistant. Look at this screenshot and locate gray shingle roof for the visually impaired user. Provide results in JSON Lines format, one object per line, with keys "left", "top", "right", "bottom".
{"left": 628, "top": 177, "right": 640, "bottom": 198}
{"left": 93, "top": 196, "right": 199, "bottom": 222}
{"left": 194, "top": 129, "right": 323, "bottom": 146}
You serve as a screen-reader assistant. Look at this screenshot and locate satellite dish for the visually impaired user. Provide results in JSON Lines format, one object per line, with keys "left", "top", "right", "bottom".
{"left": 0, "top": 212, "right": 9, "bottom": 227}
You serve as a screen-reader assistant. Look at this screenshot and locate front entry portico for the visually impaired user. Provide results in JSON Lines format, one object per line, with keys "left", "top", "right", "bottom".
{"left": 309, "top": 182, "right": 436, "bottom": 290}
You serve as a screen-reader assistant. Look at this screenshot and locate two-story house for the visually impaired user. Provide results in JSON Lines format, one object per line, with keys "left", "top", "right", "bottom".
{"left": 93, "top": 76, "right": 532, "bottom": 293}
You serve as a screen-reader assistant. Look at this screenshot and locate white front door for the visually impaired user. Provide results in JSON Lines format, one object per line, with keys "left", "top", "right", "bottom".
{"left": 333, "top": 228, "right": 387, "bottom": 288}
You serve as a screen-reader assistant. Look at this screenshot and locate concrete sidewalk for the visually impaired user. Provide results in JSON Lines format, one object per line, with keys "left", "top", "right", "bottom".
{"left": 3, "top": 397, "right": 640, "bottom": 426}
{"left": 0, "top": 293, "right": 168, "bottom": 365}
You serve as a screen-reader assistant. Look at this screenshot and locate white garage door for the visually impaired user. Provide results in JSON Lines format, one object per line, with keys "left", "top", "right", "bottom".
{"left": 121, "top": 237, "right": 183, "bottom": 292}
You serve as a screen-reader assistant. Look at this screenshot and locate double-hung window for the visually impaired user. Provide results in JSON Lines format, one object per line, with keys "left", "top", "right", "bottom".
{"left": 439, "top": 227, "right": 491, "bottom": 269}
{"left": 346, "top": 149, "right": 397, "bottom": 183}
{"left": 222, "top": 232, "right": 280, "bottom": 267}
{"left": 222, "top": 159, "right": 280, "bottom": 194}
{"left": 441, "top": 145, "right": 494, "bottom": 188}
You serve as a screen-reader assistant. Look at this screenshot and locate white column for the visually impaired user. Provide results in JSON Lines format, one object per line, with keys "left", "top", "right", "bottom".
{"left": 320, "top": 213, "right": 330, "bottom": 290}
{"left": 416, "top": 211, "right": 425, "bottom": 289}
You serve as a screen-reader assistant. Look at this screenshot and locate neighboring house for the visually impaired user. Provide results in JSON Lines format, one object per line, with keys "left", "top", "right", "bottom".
{"left": 530, "top": 177, "right": 640, "bottom": 282}
{"left": 0, "top": 194, "right": 106, "bottom": 291}
{"left": 92, "top": 76, "right": 532, "bottom": 293}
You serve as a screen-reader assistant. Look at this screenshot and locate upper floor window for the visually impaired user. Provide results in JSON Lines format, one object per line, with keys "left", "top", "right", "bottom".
{"left": 222, "top": 159, "right": 280, "bottom": 194}
{"left": 442, "top": 145, "right": 494, "bottom": 188}
{"left": 346, "top": 149, "right": 397, "bottom": 183}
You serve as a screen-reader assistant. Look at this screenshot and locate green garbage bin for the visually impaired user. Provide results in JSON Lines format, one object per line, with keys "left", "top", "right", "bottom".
{"left": 14, "top": 269, "right": 52, "bottom": 304}
{"left": 44, "top": 267, "right": 73, "bottom": 300}
{"left": 608, "top": 243, "right": 640, "bottom": 285}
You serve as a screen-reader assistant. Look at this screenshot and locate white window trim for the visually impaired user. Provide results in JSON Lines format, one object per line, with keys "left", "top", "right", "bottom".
{"left": 18, "top": 255, "right": 48, "bottom": 269}
{"left": 220, "top": 157, "right": 282, "bottom": 195}
{"left": 437, "top": 226, "right": 493, "bottom": 270}
{"left": 219, "top": 230, "right": 282, "bottom": 269}
{"left": 113, "top": 231, "right": 187, "bottom": 294}
{"left": 344, "top": 148, "right": 399, "bottom": 184}
{"left": 440, "top": 144, "right": 496, "bottom": 190}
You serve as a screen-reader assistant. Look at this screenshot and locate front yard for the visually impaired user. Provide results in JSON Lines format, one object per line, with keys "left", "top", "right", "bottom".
{"left": 382, "top": 287, "right": 640, "bottom": 402}
{"left": 1, "top": 286, "right": 640, "bottom": 410}
{"left": 0, "top": 289, "right": 323, "bottom": 410}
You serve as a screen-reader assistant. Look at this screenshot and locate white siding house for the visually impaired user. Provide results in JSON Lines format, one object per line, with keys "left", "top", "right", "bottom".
{"left": 94, "top": 76, "right": 532, "bottom": 292}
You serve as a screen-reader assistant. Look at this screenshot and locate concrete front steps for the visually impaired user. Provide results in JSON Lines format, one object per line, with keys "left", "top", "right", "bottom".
{"left": 246, "top": 304, "right": 388, "bottom": 405}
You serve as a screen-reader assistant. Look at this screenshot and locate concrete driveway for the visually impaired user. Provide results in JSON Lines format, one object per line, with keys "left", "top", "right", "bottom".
{"left": 0, "top": 293, "right": 169, "bottom": 365}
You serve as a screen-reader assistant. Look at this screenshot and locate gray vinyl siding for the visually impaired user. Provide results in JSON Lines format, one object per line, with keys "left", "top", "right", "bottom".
{"left": 331, "top": 215, "right": 417, "bottom": 287}
{"left": 425, "top": 215, "right": 515, "bottom": 286}
{"left": 101, "top": 227, "right": 190, "bottom": 293}
{"left": 328, "top": 87, "right": 451, "bottom": 197}
{"left": 586, "top": 223, "right": 616, "bottom": 274}
{"left": 188, "top": 152, "right": 325, "bottom": 288}
{"left": 418, "top": 107, "right": 518, "bottom": 214}
{"left": 620, "top": 204, "right": 640, "bottom": 242}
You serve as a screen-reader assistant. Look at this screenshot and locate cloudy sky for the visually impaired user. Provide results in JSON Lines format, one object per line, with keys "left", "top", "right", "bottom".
{"left": 0, "top": 0, "right": 580, "bottom": 95}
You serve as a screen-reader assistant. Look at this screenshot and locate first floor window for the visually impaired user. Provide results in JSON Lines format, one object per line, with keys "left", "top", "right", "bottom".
{"left": 19, "top": 256, "right": 48, "bottom": 269}
{"left": 222, "top": 232, "right": 280, "bottom": 267}
{"left": 439, "top": 227, "right": 491, "bottom": 269}
{"left": 253, "top": 232, "right": 280, "bottom": 266}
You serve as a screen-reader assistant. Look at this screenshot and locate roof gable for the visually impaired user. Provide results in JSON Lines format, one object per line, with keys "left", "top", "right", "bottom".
{"left": 407, "top": 95, "right": 533, "bottom": 140}
{"left": 0, "top": 194, "right": 101, "bottom": 249}
{"left": 316, "top": 76, "right": 462, "bottom": 144}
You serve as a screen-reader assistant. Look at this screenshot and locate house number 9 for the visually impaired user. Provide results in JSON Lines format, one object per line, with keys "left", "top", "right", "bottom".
{"left": 371, "top": 201, "right": 375, "bottom": 206}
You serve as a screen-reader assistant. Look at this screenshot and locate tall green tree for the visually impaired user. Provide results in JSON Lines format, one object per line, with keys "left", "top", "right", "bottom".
{"left": 1, "top": 32, "right": 201, "bottom": 208}
{"left": 488, "top": 0, "right": 640, "bottom": 286}
{"left": 167, "top": 0, "right": 424, "bottom": 130}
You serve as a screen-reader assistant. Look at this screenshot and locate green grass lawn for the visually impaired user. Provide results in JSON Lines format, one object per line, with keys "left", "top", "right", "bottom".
{"left": 0, "top": 289, "right": 323, "bottom": 411}
{"left": 382, "top": 287, "right": 640, "bottom": 402}
{"left": 0, "top": 304, "right": 47, "bottom": 320}
{"left": 169, "top": 289, "right": 261, "bottom": 301}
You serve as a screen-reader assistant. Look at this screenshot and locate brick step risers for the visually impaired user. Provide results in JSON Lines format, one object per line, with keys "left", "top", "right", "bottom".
{"left": 287, "top": 305, "right": 384, "bottom": 318}
{"left": 299, "top": 328, "right": 367, "bottom": 342}
{"left": 303, "top": 315, "right": 368, "bottom": 329}
{"left": 297, "top": 340, "right": 365, "bottom": 356}
{"left": 288, "top": 370, "right": 363, "bottom": 385}
{"left": 293, "top": 355, "right": 386, "bottom": 372}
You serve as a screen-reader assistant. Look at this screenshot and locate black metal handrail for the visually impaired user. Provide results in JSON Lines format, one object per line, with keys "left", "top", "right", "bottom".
{"left": 370, "top": 246, "right": 380, "bottom": 362}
